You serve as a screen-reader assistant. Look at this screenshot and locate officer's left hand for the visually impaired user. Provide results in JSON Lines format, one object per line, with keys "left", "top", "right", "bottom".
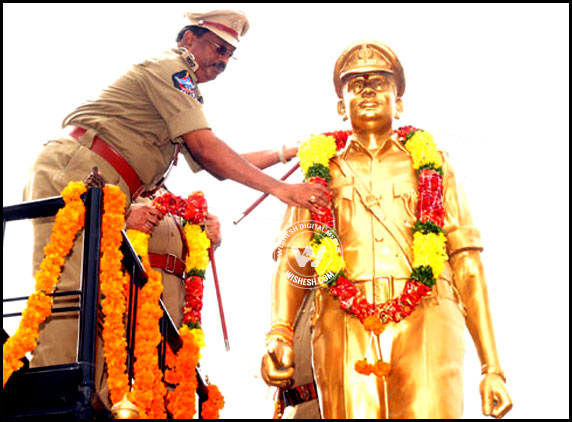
{"left": 283, "top": 141, "right": 301, "bottom": 162}
{"left": 480, "top": 373, "right": 513, "bottom": 418}
{"left": 126, "top": 204, "right": 164, "bottom": 234}
{"left": 204, "top": 213, "right": 222, "bottom": 249}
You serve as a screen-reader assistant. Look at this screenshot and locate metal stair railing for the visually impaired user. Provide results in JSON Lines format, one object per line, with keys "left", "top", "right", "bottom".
{"left": 3, "top": 186, "right": 208, "bottom": 420}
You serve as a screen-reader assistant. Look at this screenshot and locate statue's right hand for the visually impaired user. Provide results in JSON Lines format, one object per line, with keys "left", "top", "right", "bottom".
{"left": 260, "top": 340, "right": 295, "bottom": 389}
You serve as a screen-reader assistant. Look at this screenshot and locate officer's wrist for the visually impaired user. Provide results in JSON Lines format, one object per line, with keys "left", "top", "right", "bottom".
{"left": 265, "top": 321, "right": 294, "bottom": 347}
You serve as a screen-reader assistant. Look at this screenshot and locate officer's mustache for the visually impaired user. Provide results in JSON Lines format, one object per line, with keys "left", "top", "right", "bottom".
{"left": 212, "top": 62, "right": 226, "bottom": 72}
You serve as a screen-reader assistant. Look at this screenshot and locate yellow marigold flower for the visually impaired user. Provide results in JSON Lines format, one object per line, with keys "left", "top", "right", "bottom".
{"left": 298, "top": 134, "right": 337, "bottom": 174}
{"left": 311, "top": 237, "right": 344, "bottom": 276}
{"left": 189, "top": 328, "right": 206, "bottom": 359}
{"left": 405, "top": 130, "right": 443, "bottom": 169}
{"left": 184, "top": 224, "right": 210, "bottom": 272}
{"left": 126, "top": 229, "right": 151, "bottom": 258}
{"left": 412, "top": 232, "right": 448, "bottom": 279}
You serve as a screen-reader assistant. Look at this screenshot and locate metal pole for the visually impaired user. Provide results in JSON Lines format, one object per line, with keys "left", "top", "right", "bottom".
{"left": 76, "top": 187, "right": 103, "bottom": 417}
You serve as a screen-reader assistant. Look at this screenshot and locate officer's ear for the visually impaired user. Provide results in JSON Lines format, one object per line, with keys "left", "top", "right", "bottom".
{"left": 394, "top": 97, "right": 404, "bottom": 120}
{"left": 179, "top": 30, "right": 196, "bottom": 49}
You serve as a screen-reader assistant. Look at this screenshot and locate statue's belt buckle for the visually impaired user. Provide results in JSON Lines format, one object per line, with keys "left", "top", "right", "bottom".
{"left": 364, "top": 194, "right": 381, "bottom": 208}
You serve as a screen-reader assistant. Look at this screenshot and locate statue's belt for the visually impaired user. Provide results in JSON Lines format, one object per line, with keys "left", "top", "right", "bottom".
{"left": 282, "top": 381, "right": 318, "bottom": 407}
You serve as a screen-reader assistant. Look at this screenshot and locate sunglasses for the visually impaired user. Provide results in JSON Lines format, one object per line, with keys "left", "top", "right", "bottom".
{"left": 204, "top": 37, "right": 236, "bottom": 60}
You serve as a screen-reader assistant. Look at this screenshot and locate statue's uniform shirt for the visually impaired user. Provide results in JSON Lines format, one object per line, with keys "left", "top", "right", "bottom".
{"left": 276, "top": 135, "right": 483, "bottom": 419}
{"left": 23, "top": 48, "right": 208, "bottom": 409}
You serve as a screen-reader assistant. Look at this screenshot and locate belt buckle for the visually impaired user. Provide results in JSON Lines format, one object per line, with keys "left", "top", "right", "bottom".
{"left": 165, "top": 254, "right": 177, "bottom": 274}
{"left": 298, "top": 384, "right": 310, "bottom": 401}
{"left": 364, "top": 194, "right": 380, "bottom": 208}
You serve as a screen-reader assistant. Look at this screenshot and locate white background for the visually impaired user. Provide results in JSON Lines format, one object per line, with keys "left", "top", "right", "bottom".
{"left": 3, "top": 3, "right": 569, "bottom": 419}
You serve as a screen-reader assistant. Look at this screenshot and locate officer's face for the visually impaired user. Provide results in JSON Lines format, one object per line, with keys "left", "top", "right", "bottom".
{"left": 193, "top": 32, "right": 235, "bottom": 83}
{"left": 342, "top": 73, "right": 401, "bottom": 127}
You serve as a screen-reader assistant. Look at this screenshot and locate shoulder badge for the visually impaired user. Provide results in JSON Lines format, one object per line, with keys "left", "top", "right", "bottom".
{"left": 172, "top": 70, "right": 197, "bottom": 99}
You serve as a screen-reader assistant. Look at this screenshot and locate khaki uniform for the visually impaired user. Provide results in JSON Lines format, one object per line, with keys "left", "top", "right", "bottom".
{"left": 139, "top": 196, "right": 186, "bottom": 328}
{"left": 274, "top": 136, "right": 482, "bottom": 419}
{"left": 281, "top": 292, "right": 321, "bottom": 419}
{"left": 24, "top": 48, "right": 207, "bottom": 407}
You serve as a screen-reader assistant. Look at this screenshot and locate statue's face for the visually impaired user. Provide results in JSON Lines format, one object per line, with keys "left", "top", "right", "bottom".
{"left": 343, "top": 73, "right": 398, "bottom": 127}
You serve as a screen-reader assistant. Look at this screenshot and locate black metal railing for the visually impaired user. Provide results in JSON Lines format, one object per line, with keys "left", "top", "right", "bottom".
{"left": 3, "top": 187, "right": 208, "bottom": 419}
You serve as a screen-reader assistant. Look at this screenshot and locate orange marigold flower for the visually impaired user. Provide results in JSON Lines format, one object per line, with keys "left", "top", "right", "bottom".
{"left": 354, "top": 359, "right": 374, "bottom": 376}
{"left": 362, "top": 315, "right": 386, "bottom": 335}
{"left": 373, "top": 361, "right": 391, "bottom": 377}
{"left": 202, "top": 384, "right": 225, "bottom": 419}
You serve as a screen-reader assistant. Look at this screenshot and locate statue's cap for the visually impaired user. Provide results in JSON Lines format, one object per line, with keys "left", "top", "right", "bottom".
{"left": 184, "top": 10, "right": 249, "bottom": 48}
{"left": 334, "top": 41, "right": 405, "bottom": 99}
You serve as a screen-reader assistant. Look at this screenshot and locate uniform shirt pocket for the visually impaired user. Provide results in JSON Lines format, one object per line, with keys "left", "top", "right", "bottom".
{"left": 393, "top": 179, "right": 418, "bottom": 223}
{"left": 331, "top": 178, "right": 354, "bottom": 236}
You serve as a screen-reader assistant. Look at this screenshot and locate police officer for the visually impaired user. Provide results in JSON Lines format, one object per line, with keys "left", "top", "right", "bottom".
{"left": 23, "top": 9, "right": 328, "bottom": 408}
{"left": 126, "top": 190, "right": 222, "bottom": 328}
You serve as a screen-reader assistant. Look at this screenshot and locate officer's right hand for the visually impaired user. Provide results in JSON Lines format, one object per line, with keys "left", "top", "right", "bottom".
{"left": 273, "top": 182, "right": 330, "bottom": 214}
{"left": 260, "top": 340, "right": 295, "bottom": 389}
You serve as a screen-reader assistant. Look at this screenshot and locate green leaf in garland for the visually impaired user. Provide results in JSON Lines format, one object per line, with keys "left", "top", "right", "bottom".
{"left": 417, "top": 163, "right": 444, "bottom": 176}
{"left": 413, "top": 220, "right": 445, "bottom": 235}
{"left": 406, "top": 129, "right": 417, "bottom": 141}
{"left": 324, "top": 270, "right": 343, "bottom": 287}
{"left": 185, "top": 320, "right": 202, "bottom": 330}
{"left": 410, "top": 265, "right": 436, "bottom": 288}
{"left": 187, "top": 268, "right": 206, "bottom": 279}
{"left": 305, "top": 163, "right": 332, "bottom": 182}
{"left": 312, "top": 227, "right": 337, "bottom": 245}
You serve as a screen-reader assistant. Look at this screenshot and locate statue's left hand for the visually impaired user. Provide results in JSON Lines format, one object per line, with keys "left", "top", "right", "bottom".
{"left": 480, "top": 373, "right": 513, "bottom": 418}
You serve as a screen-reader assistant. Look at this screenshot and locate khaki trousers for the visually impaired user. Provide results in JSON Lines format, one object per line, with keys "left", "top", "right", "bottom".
{"left": 311, "top": 277, "right": 466, "bottom": 419}
{"left": 282, "top": 292, "right": 321, "bottom": 419}
{"left": 24, "top": 138, "right": 129, "bottom": 410}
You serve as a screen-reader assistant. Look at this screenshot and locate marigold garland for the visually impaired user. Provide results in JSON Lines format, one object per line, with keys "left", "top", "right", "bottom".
{"left": 99, "top": 185, "right": 130, "bottom": 405}
{"left": 298, "top": 127, "right": 448, "bottom": 377}
{"left": 165, "top": 325, "right": 200, "bottom": 419}
{"left": 3, "top": 181, "right": 86, "bottom": 388}
{"left": 126, "top": 228, "right": 167, "bottom": 419}
{"left": 202, "top": 384, "right": 225, "bottom": 419}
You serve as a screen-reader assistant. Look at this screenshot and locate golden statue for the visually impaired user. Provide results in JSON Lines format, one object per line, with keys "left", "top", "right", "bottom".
{"left": 261, "top": 41, "right": 512, "bottom": 419}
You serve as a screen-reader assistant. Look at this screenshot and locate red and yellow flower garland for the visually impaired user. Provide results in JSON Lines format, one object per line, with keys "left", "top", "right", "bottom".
{"left": 3, "top": 181, "right": 87, "bottom": 388}
{"left": 150, "top": 192, "right": 224, "bottom": 419}
{"left": 298, "top": 127, "right": 448, "bottom": 377}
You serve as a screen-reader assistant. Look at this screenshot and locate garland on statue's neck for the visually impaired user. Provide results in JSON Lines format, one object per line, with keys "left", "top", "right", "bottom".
{"left": 297, "top": 126, "right": 447, "bottom": 377}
